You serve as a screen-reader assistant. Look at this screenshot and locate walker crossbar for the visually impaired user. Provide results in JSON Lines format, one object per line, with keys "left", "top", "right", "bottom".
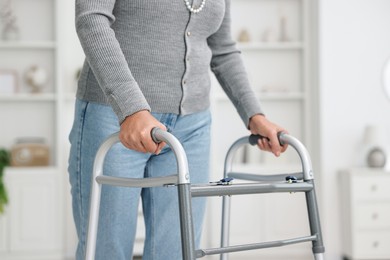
{"left": 196, "top": 235, "right": 317, "bottom": 258}
{"left": 96, "top": 174, "right": 178, "bottom": 188}
{"left": 190, "top": 182, "right": 313, "bottom": 197}
{"left": 228, "top": 171, "right": 304, "bottom": 182}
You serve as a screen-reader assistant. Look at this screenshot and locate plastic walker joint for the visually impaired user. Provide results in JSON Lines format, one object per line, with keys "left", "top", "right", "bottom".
{"left": 210, "top": 177, "right": 234, "bottom": 185}
{"left": 285, "top": 175, "right": 298, "bottom": 183}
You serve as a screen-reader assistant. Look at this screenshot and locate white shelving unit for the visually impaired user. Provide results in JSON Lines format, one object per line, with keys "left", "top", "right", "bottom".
{"left": 237, "top": 42, "right": 304, "bottom": 51}
{"left": 0, "top": 0, "right": 65, "bottom": 258}
{"left": 0, "top": 41, "right": 57, "bottom": 49}
{"left": 0, "top": 93, "right": 57, "bottom": 102}
{"left": 205, "top": 0, "right": 317, "bottom": 259}
{"left": 210, "top": 0, "right": 316, "bottom": 161}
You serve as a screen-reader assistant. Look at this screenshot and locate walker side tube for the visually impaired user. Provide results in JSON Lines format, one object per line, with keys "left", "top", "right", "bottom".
{"left": 152, "top": 127, "right": 190, "bottom": 184}
{"left": 85, "top": 133, "right": 120, "bottom": 260}
{"left": 85, "top": 129, "right": 196, "bottom": 260}
{"left": 220, "top": 137, "right": 248, "bottom": 260}
{"left": 220, "top": 133, "right": 324, "bottom": 260}
{"left": 279, "top": 133, "right": 314, "bottom": 181}
{"left": 151, "top": 128, "right": 196, "bottom": 259}
{"left": 151, "top": 128, "right": 196, "bottom": 260}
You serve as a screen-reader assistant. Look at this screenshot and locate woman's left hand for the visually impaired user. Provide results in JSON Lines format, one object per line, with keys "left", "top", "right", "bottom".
{"left": 248, "top": 114, "right": 288, "bottom": 157}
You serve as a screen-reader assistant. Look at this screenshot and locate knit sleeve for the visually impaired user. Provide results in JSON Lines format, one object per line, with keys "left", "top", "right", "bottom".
{"left": 207, "top": 0, "right": 264, "bottom": 127}
{"left": 75, "top": 0, "right": 150, "bottom": 123}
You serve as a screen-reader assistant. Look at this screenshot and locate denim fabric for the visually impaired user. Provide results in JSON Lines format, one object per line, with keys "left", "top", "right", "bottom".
{"left": 68, "top": 99, "right": 211, "bottom": 260}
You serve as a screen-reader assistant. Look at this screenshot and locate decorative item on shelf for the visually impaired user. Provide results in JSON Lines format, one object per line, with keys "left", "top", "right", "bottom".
{"left": 278, "top": 15, "right": 290, "bottom": 42}
{"left": 0, "top": 69, "right": 18, "bottom": 94}
{"left": 363, "top": 125, "right": 387, "bottom": 168}
{"left": 0, "top": 148, "right": 10, "bottom": 214}
{"left": 261, "top": 27, "right": 274, "bottom": 42}
{"left": 0, "top": 0, "right": 20, "bottom": 41}
{"left": 10, "top": 138, "right": 50, "bottom": 167}
{"left": 237, "top": 29, "right": 250, "bottom": 43}
{"left": 24, "top": 65, "right": 48, "bottom": 93}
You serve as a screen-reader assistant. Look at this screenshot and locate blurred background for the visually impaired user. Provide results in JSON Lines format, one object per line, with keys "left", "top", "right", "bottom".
{"left": 0, "top": 0, "right": 389, "bottom": 259}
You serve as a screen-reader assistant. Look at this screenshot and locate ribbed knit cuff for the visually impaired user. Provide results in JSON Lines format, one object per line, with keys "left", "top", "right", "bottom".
{"left": 236, "top": 94, "right": 265, "bottom": 128}
{"left": 107, "top": 82, "right": 151, "bottom": 124}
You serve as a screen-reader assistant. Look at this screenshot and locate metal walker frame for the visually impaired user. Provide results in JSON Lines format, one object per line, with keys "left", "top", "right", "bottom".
{"left": 85, "top": 128, "right": 325, "bottom": 260}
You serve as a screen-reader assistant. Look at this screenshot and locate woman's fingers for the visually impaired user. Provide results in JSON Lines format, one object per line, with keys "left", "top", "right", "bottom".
{"left": 119, "top": 110, "right": 167, "bottom": 154}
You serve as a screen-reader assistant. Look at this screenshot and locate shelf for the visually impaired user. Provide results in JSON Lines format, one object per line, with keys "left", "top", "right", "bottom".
{"left": 259, "top": 91, "right": 305, "bottom": 100}
{"left": 0, "top": 41, "right": 57, "bottom": 50}
{"left": 0, "top": 93, "right": 57, "bottom": 102}
{"left": 213, "top": 92, "right": 305, "bottom": 101}
{"left": 237, "top": 42, "right": 304, "bottom": 51}
{"left": 4, "top": 166, "right": 59, "bottom": 175}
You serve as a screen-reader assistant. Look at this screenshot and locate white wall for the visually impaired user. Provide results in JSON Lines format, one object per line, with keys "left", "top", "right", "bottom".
{"left": 318, "top": 0, "right": 390, "bottom": 259}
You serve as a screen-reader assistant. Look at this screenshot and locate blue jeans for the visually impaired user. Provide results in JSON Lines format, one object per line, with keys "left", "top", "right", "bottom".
{"left": 68, "top": 99, "right": 211, "bottom": 260}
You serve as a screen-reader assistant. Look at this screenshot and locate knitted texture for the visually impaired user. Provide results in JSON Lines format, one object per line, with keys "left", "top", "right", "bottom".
{"left": 75, "top": 0, "right": 263, "bottom": 125}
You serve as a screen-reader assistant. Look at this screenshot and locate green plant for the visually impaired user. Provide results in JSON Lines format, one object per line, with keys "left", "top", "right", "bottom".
{"left": 0, "top": 149, "right": 10, "bottom": 214}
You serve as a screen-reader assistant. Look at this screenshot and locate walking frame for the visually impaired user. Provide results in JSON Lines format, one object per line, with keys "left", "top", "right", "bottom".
{"left": 85, "top": 128, "right": 325, "bottom": 260}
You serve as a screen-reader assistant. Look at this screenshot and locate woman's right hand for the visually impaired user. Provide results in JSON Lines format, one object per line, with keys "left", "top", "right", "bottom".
{"left": 119, "top": 110, "right": 167, "bottom": 154}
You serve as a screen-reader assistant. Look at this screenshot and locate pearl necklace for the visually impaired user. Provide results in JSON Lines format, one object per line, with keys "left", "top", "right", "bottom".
{"left": 183, "top": 0, "right": 206, "bottom": 14}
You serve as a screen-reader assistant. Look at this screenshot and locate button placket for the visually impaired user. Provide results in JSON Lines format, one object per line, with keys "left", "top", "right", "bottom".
{"left": 181, "top": 15, "right": 194, "bottom": 114}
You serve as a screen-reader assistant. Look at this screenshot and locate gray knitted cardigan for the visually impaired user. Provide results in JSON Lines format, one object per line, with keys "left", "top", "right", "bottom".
{"left": 75, "top": 0, "right": 263, "bottom": 126}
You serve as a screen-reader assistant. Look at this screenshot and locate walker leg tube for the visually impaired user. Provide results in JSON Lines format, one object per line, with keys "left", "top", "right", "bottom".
{"left": 305, "top": 181, "right": 325, "bottom": 257}
{"left": 85, "top": 179, "right": 102, "bottom": 260}
{"left": 178, "top": 183, "right": 196, "bottom": 260}
{"left": 314, "top": 253, "right": 325, "bottom": 260}
{"left": 220, "top": 195, "right": 231, "bottom": 260}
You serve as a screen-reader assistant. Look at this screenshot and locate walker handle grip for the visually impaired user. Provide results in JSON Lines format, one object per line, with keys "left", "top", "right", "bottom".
{"left": 151, "top": 127, "right": 162, "bottom": 144}
{"left": 248, "top": 132, "right": 285, "bottom": 146}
